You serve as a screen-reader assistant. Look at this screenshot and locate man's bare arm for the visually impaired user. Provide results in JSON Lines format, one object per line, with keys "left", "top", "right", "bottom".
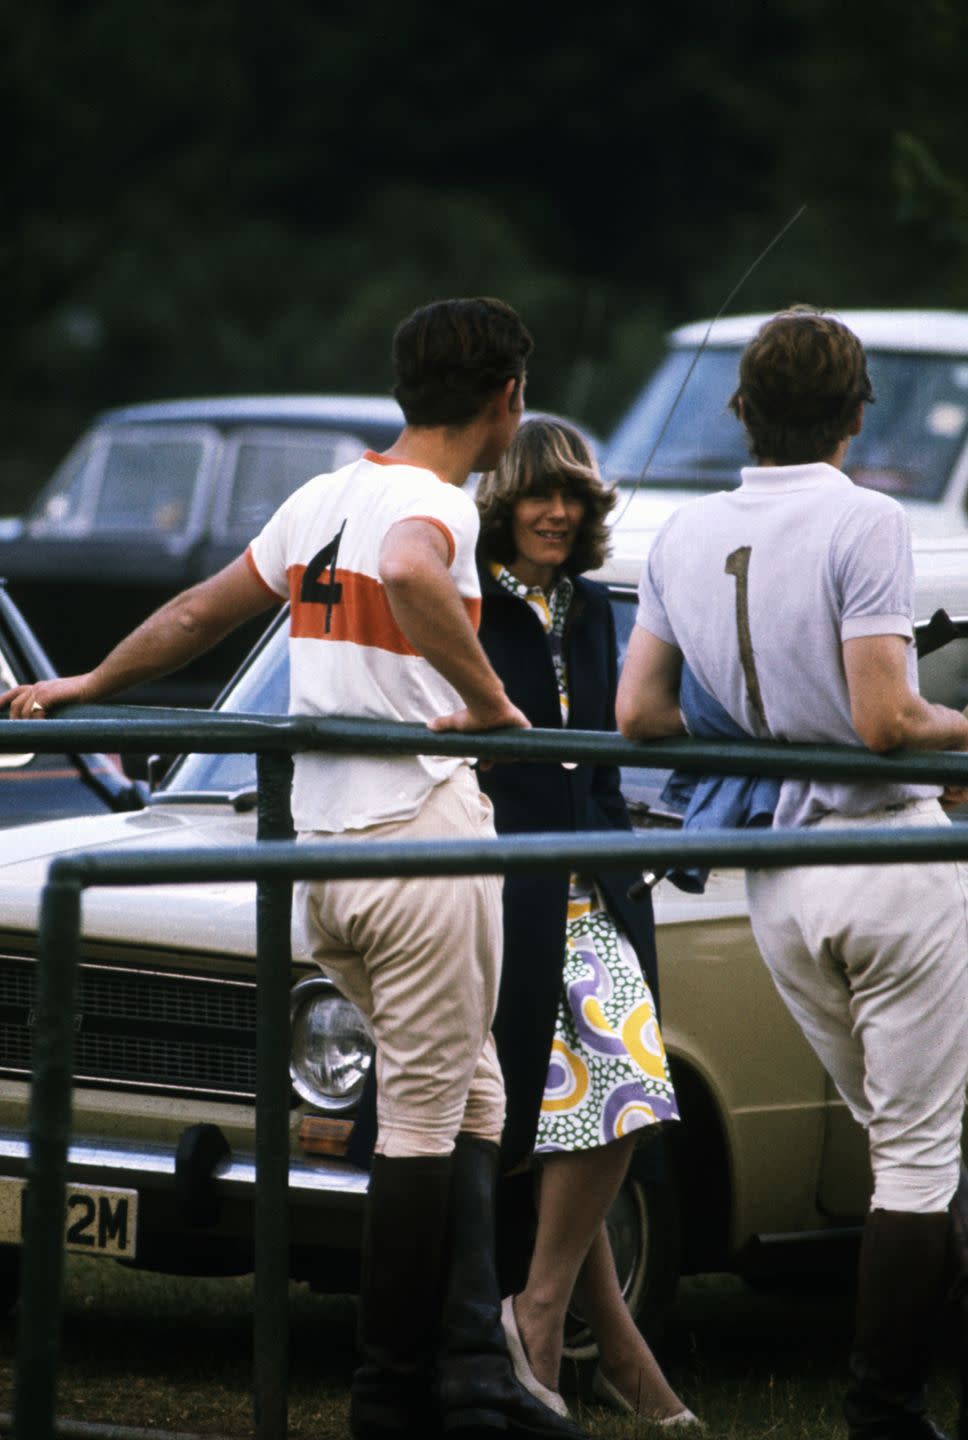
{"left": 616, "top": 625, "right": 687, "bottom": 740}
{"left": 1, "top": 555, "right": 279, "bottom": 717}
{"left": 843, "top": 634, "right": 968, "bottom": 752}
{"left": 378, "top": 519, "right": 528, "bottom": 732}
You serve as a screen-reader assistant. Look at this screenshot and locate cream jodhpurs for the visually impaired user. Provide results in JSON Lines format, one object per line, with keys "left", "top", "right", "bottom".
{"left": 747, "top": 799, "right": 968, "bottom": 1213}
{"left": 295, "top": 766, "right": 506, "bottom": 1158}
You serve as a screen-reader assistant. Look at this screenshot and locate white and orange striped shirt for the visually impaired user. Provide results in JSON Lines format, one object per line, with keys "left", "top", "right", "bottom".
{"left": 246, "top": 451, "right": 481, "bottom": 832}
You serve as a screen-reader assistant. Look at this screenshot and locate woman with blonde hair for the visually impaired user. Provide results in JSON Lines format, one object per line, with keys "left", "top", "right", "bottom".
{"left": 475, "top": 417, "right": 698, "bottom": 1427}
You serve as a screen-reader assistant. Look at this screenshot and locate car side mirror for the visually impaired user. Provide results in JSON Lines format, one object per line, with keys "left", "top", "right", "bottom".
{"left": 120, "top": 751, "right": 174, "bottom": 789}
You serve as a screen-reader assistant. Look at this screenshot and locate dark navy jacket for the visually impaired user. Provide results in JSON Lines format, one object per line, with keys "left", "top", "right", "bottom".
{"left": 477, "top": 566, "right": 660, "bottom": 1170}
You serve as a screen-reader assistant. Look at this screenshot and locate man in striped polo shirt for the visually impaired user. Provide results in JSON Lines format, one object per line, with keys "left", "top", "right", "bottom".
{"left": 5, "top": 298, "right": 588, "bottom": 1440}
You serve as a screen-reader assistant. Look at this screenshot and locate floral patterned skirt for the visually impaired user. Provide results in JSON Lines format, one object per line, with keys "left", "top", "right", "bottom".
{"left": 533, "top": 880, "right": 679, "bottom": 1153}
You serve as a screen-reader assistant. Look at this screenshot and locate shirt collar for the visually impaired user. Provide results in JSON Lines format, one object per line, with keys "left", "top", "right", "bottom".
{"left": 490, "top": 561, "right": 573, "bottom": 606}
{"left": 738, "top": 461, "right": 850, "bottom": 493}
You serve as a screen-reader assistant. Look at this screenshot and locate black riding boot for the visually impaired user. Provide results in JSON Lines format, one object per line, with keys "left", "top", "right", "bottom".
{"left": 350, "top": 1152, "right": 452, "bottom": 1439}
{"left": 844, "top": 1208, "right": 951, "bottom": 1440}
{"left": 947, "top": 1168, "right": 968, "bottom": 1440}
{"left": 437, "top": 1133, "right": 589, "bottom": 1438}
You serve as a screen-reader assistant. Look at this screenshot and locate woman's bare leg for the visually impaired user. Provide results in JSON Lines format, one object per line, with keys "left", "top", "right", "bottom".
{"left": 512, "top": 1133, "right": 688, "bottom": 1420}
{"left": 512, "top": 1137, "right": 637, "bottom": 1390}
{"left": 572, "top": 1223, "right": 687, "bottom": 1419}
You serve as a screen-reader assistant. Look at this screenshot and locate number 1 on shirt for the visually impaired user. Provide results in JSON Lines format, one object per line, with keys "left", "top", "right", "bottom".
{"left": 725, "top": 545, "right": 769, "bottom": 731}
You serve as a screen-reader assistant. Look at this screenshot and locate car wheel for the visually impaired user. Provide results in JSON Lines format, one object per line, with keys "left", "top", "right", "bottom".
{"left": 0, "top": 1245, "right": 21, "bottom": 1320}
{"left": 561, "top": 1170, "right": 681, "bottom": 1362}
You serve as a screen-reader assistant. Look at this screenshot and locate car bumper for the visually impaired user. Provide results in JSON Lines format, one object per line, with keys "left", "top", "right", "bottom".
{"left": 0, "top": 1128, "right": 369, "bottom": 1198}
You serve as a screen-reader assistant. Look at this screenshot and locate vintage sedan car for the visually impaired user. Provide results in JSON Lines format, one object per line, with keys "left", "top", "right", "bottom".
{"left": 1, "top": 548, "right": 968, "bottom": 1347}
{"left": 605, "top": 309, "right": 968, "bottom": 541}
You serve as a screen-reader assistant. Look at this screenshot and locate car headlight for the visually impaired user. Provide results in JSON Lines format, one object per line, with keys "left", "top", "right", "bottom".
{"left": 289, "top": 977, "right": 373, "bottom": 1112}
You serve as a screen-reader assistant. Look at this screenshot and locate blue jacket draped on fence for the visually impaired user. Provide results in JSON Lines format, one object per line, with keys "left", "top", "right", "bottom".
{"left": 660, "top": 663, "right": 780, "bottom": 893}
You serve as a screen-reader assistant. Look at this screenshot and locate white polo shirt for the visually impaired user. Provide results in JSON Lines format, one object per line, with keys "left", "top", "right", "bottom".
{"left": 636, "top": 462, "right": 939, "bottom": 828}
{"left": 247, "top": 451, "right": 481, "bottom": 832}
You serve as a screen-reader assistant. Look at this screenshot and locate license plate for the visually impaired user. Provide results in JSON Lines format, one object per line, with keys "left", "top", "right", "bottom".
{"left": 0, "top": 1178, "right": 138, "bottom": 1258}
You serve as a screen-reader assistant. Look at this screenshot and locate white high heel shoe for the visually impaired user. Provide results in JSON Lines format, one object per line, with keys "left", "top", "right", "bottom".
{"left": 592, "top": 1365, "right": 703, "bottom": 1428}
{"left": 500, "top": 1295, "right": 571, "bottom": 1419}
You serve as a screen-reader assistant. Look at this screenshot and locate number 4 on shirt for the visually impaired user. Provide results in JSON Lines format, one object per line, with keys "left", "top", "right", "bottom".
{"left": 300, "top": 521, "right": 347, "bottom": 634}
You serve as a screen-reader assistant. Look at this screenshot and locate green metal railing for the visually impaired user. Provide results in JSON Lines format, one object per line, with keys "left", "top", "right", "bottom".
{"left": 5, "top": 705, "right": 968, "bottom": 1440}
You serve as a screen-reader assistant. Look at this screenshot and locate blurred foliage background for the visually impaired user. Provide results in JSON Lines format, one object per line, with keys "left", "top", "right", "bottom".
{"left": 3, "top": 0, "right": 968, "bottom": 512}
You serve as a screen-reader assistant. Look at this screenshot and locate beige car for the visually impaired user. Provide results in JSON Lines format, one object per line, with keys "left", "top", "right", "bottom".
{"left": 0, "top": 542, "right": 966, "bottom": 1349}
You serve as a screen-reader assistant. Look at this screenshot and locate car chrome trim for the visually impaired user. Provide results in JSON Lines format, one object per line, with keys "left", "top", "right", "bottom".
{"left": 0, "top": 1133, "right": 369, "bottom": 1195}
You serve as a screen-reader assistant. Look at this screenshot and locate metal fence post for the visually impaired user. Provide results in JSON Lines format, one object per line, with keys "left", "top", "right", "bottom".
{"left": 13, "top": 873, "right": 83, "bottom": 1440}
{"left": 253, "top": 751, "right": 295, "bottom": 1440}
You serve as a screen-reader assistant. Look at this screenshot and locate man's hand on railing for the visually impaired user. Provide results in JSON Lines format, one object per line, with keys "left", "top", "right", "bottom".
{"left": 427, "top": 694, "right": 531, "bottom": 736}
{"left": 0, "top": 675, "right": 96, "bottom": 718}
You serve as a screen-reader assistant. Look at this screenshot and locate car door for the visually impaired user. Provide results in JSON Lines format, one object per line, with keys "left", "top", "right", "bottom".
{"left": 0, "top": 585, "right": 144, "bottom": 827}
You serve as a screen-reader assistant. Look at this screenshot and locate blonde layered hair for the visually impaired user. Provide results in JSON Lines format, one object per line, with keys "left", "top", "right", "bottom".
{"left": 476, "top": 418, "right": 615, "bottom": 576}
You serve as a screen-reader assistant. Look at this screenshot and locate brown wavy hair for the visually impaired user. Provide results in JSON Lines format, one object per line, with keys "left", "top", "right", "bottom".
{"left": 476, "top": 417, "right": 616, "bottom": 576}
{"left": 729, "top": 304, "right": 875, "bottom": 464}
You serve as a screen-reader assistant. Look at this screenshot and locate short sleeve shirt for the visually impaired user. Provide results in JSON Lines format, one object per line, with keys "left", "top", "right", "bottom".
{"left": 247, "top": 451, "right": 482, "bottom": 832}
{"left": 635, "top": 462, "right": 938, "bottom": 827}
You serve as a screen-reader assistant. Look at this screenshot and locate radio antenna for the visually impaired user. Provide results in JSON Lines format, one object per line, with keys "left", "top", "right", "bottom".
{"left": 610, "top": 204, "right": 807, "bottom": 527}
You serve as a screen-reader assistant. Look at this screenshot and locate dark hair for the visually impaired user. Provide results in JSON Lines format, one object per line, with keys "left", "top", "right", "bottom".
{"left": 392, "top": 297, "right": 534, "bottom": 426}
{"left": 476, "top": 418, "right": 616, "bottom": 576}
{"left": 729, "top": 304, "right": 875, "bottom": 464}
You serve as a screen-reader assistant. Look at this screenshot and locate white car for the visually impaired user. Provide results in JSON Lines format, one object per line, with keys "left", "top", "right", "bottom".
{"left": 604, "top": 309, "right": 968, "bottom": 545}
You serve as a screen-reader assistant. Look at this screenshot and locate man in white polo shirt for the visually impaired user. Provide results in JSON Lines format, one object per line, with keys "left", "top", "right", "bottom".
{"left": 616, "top": 306, "right": 968, "bottom": 1440}
{"left": 4, "top": 297, "right": 587, "bottom": 1440}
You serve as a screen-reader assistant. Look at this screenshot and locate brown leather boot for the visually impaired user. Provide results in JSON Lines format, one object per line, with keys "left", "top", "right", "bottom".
{"left": 947, "top": 1168, "right": 968, "bottom": 1440}
{"left": 844, "top": 1208, "right": 951, "bottom": 1440}
{"left": 436, "top": 1134, "right": 589, "bottom": 1438}
{"left": 350, "top": 1153, "right": 452, "bottom": 1439}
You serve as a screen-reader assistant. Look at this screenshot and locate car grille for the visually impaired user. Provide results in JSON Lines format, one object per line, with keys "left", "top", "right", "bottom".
{"left": 0, "top": 953, "right": 263, "bottom": 1102}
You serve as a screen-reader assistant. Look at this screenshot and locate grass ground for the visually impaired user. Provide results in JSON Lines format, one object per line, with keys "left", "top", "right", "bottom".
{"left": 0, "top": 1257, "right": 960, "bottom": 1438}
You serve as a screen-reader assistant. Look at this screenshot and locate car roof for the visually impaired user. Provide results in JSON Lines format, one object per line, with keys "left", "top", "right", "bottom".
{"left": 671, "top": 309, "right": 968, "bottom": 353}
{"left": 95, "top": 394, "right": 405, "bottom": 427}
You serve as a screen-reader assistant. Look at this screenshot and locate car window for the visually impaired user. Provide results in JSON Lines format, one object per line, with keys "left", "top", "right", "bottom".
{"left": 161, "top": 622, "right": 290, "bottom": 797}
{"left": 28, "top": 431, "right": 208, "bottom": 537}
{"left": 605, "top": 346, "right": 968, "bottom": 504}
{"left": 849, "top": 354, "right": 968, "bottom": 501}
{"left": 93, "top": 439, "right": 203, "bottom": 534}
{"left": 28, "top": 441, "right": 92, "bottom": 532}
{"left": 222, "top": 433, "right": 366, "bottom": 538}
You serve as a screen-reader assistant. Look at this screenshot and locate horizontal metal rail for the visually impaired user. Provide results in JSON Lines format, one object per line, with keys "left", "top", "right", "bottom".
{"left": 44, "top": 823, "right": 968, "bottom": 887}
{"left": 5, "top": 704, "right": 968, "bottom": 784}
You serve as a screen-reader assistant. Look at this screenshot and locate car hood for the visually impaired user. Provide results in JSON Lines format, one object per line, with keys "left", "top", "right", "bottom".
{"left": 607, "top": 487, "right": 692, "bottom": 535}
{"left": 0, "top": 804, "right": 286, "bottom": 956}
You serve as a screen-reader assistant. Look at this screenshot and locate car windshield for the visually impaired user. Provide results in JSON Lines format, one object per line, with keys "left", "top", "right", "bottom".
{"left": 605, "top": 346, "right": 968, "bottom": 503}
{"left": 160, "top": 593, "right": 680, "bottom": 815}
{"left": 29, "top": 432, "right": 206, "bottom": 536}
{"left": 160, "top": 621, "right": 291, "bottom": 798}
